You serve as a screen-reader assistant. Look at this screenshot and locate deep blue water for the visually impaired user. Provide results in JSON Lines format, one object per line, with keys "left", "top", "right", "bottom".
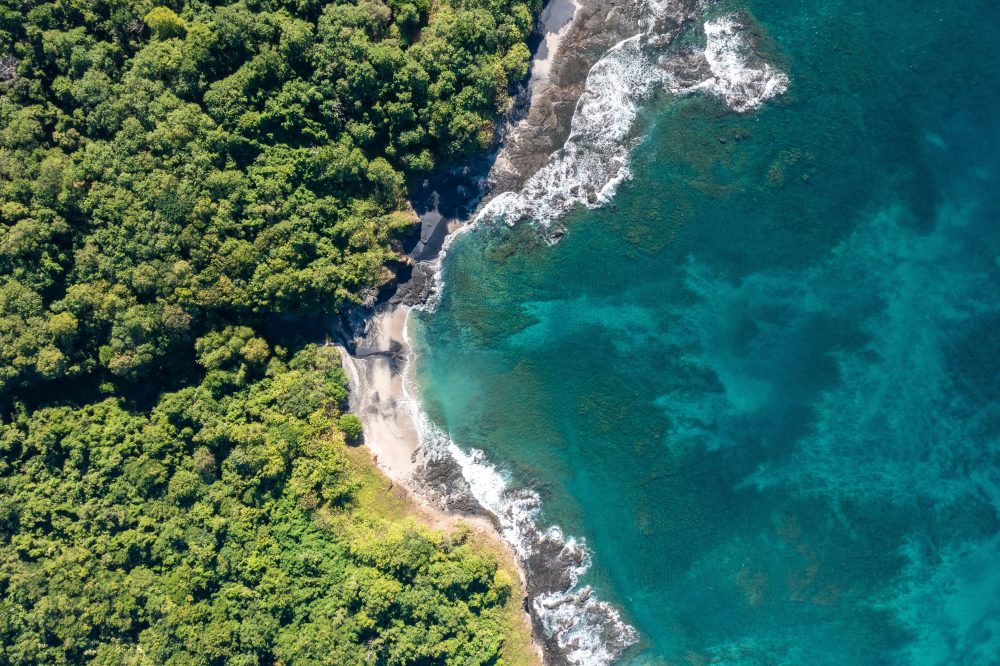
{"left": 414, "top": 0, "right": 1000, "bottom": 662}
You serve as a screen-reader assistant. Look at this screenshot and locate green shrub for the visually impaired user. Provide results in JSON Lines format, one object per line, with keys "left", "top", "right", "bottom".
{"left": 339, "top": 412, "right": 365, "bottom": 442}
{"left": 145, "top": 7, "right": 187, "bottom": 40}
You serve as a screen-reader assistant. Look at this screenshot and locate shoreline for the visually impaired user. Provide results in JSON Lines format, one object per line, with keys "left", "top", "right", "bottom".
{"left": 333, "top": 1, "right": 700, "bottom": 662}
{"left": 335, "top": 3, "right": 585, "bottom": 661}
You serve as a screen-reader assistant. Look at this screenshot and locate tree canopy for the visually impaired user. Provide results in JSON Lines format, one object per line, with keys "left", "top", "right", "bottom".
{"left": 0, "top": 344, "right": 519, "bottom": 664}
{"left": 0, "top": 0, "right": 539, "bottom": 662}
{"left": 0, "top": 0, "right": 536, "bottom": 400}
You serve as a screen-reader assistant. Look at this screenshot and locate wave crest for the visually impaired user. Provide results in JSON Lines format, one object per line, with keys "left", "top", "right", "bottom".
{"left": 696, "top": 16, "right": 790, "bottom": 113}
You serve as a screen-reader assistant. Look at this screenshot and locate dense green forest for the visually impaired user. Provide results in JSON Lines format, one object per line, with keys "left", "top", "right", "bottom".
{"left": 0, "top": 0, "right": 538, "bottom": 663}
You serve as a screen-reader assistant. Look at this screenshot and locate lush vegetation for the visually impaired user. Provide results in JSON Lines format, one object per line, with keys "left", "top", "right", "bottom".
{"left": 0, "top": 0, "right": 536, "bottom": 396}
{"left": 0, "top": 0, "right": 538, "bottom": 663}
{"left": 1, "top": 344, "right": 523, "bottom": 664}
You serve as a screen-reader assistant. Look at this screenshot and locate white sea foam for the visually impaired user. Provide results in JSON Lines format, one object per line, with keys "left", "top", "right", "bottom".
{"left": 399, "top": 321, "right": 637, "bottom": 664}
{"left": 444, "top": 444, "right": 543, "bottom": 560}
{"left": 695, "top": 16, "right": 790, "bottom": 113}
{"left": 410, "top": 221, "right": 472, "bottom": 313}
{"left": 476, "top": 11, "right": 788, "bottom": 231}
{"left": 419, "top": 10, "right": 789, "bottom": 310}
{"left": 534, "top": 585, "right": 638, "bottom": 665}
{"left": 416, "top": 413, "right": 639, "bottom": 664}
{"left": 477, "top": 32, "right": 656, "bottom": 230}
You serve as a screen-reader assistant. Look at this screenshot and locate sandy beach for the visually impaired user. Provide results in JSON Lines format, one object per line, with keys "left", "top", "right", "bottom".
{"left": 336, "top": 306, "right": 419, "bottom": 481}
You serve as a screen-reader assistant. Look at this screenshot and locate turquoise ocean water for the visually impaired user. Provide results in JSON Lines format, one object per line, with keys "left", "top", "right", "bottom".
{"left": 413, "top": 0, "right": 1000, "bottom": 662}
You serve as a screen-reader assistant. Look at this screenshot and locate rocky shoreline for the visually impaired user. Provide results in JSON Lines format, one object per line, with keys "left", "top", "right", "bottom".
{"left": 489, "top": 0, "right": 699, "bottom": 196}
{"left": 389, "top": 0, "right": 704, "bottom": 301}
{"left": 336, "top": 1, "right": 675, "bottom": 663}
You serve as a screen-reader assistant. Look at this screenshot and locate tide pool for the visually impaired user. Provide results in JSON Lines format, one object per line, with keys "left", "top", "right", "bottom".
{"left": 413, "top": 0, "right": 1000, "bottom": 662}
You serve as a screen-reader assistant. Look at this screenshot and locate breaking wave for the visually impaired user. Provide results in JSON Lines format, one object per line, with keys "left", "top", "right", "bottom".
{"left": 411, "top": 408, "right": 639, "bottom": 663}
{"left": 696, "top": 16, "right": 790, "bottom": 113}
{"left": 418, "top": 9, "right": 788, "bottom": 311}
{"left": 477, "top": 11, "right": 788, "bottom": 230}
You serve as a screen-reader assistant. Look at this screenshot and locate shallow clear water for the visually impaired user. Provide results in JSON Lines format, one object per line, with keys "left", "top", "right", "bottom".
{"left": 413, "top": 0, "right": 1000, "bottom": 662}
